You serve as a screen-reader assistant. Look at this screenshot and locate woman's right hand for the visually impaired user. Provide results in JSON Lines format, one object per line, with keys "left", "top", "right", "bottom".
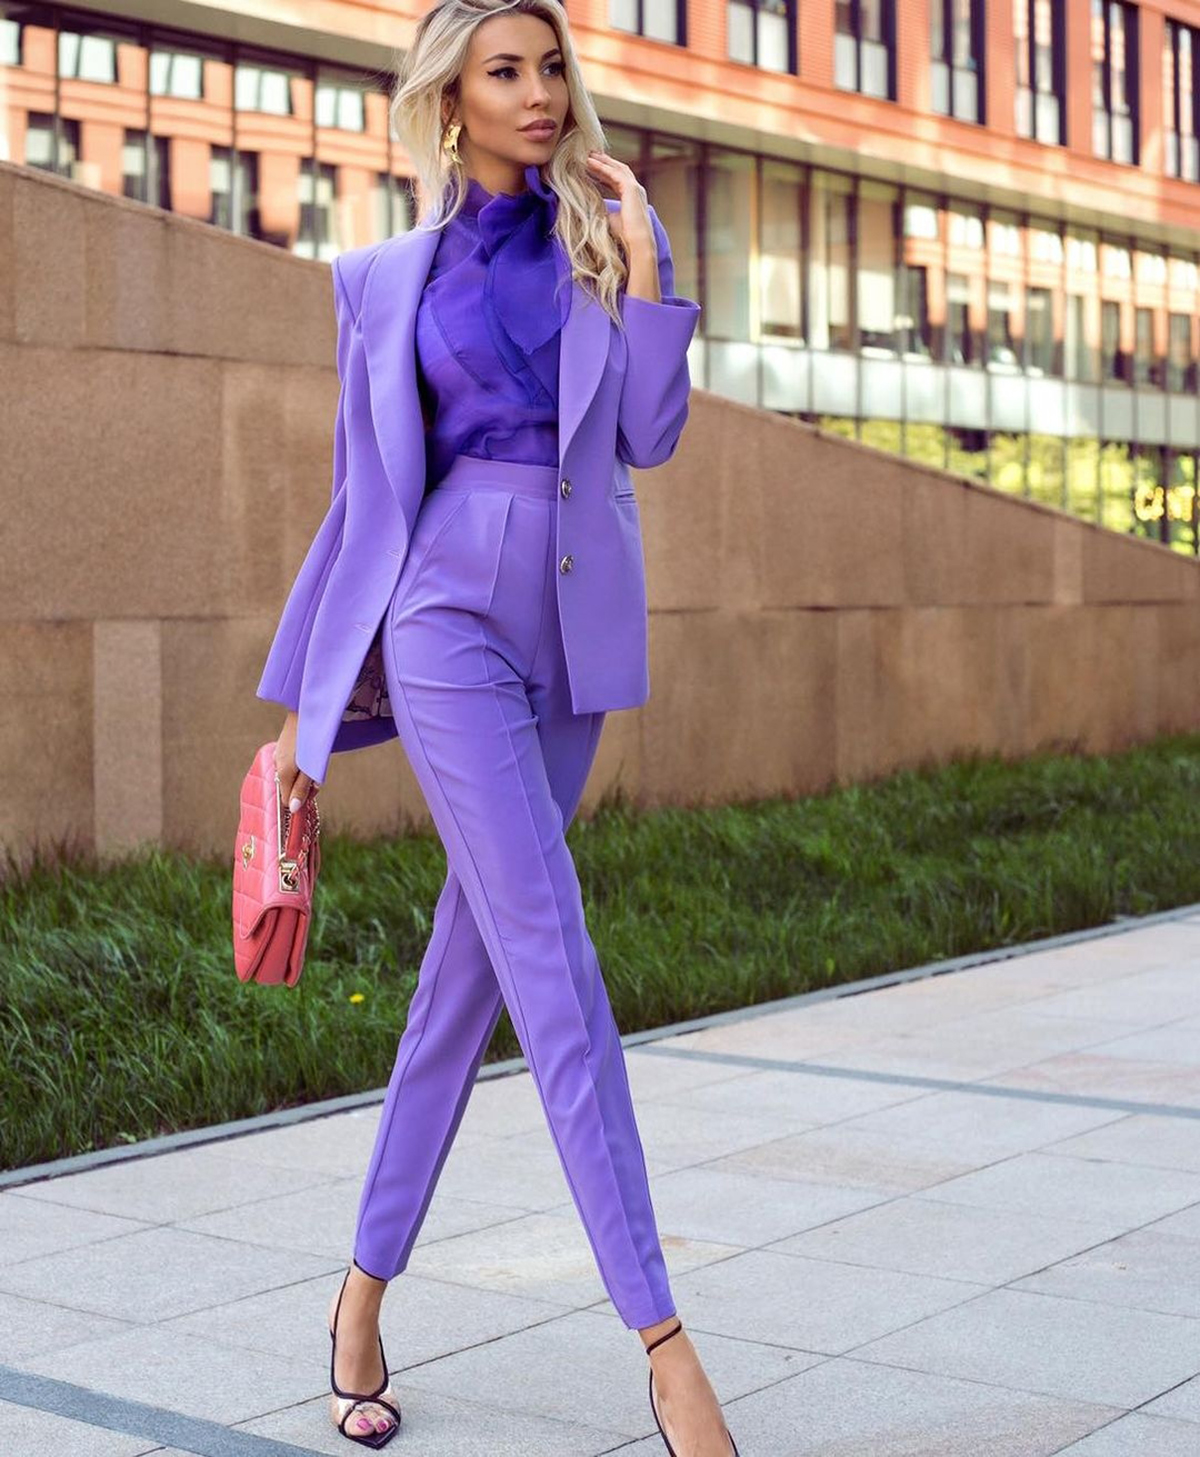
{"left": 274, "top": 711, "right": 321, "bottom": 812}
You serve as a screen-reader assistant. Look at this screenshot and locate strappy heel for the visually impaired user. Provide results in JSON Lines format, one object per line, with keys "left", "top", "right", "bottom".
{"left": 645, "top": 1318, "right": 739, "bottom": 1456}
{"left": 328, "top": 1267, "right": 402, "bottom": 1449}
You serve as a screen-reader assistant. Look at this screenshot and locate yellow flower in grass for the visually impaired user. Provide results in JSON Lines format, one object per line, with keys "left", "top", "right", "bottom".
{"left": 349, "top": 992, "right": 365, "bottom": 1004}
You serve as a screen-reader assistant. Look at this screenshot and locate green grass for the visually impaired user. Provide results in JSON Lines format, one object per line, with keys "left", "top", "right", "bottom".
{"left": 5, "top": 732, "right": 1200, "bottom": 1172}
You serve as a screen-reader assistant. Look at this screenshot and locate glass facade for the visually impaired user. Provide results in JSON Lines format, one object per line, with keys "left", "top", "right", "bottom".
{"left": 0, "top": 4, "right": 415, "bottom": 255}
{"left": 5, "top": 1, "right": 1200, "bottom": 556}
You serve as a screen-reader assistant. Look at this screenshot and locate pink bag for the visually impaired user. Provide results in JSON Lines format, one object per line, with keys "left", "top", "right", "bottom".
{"left": 232, "top": 741, "right": 323, "bottom": 987}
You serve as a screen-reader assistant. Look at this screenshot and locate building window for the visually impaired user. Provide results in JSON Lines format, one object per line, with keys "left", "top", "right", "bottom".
{"left": 2, "top": 12, "right": 22, "bottom": 66}
{"left": 1168, "top": 312, "right": 1196, "bottom": 392}
{"left": 1101, "top": 298, "right": 1128, "bottom": 381}
{"left": 122, "top": 130, "right": 170, "bottom": 209}
{"left": 24, "top": 111, "right": 79, "bottom": 176}
{"left": 835, "top": 0, "right": 894, "bottom": 100}
{"left": 609, "top": 0, "right": 684, "bottom": 46}
{"left": 1092, "top": 0, "right": 1138, "bottom": 164}
{"left": 234, "top": 63, "right": 295, "bottom": 116}
{"left": 150, "top": 48, "right": 204, "bottom": 101}
{"left": 728, "top": 0, "right": 792, "bottom": 73}
{"left": 1164, "top": 20, "right": 1199, "bottom": 181}
{"left": 315, "top": 80, "right": 365, "bottom": 132}
{"left": 1133, "top": 305, "right": 1162, "bottom": 386}
{"left": 211, "top": 146, "right": 262, "bottom": 239}
{"left": 58, "top": 28, "right": 116, "bottom": 84}
{"left": 1026, "top": 286, "right": 1056, "bottom": 374}
{"left": 1014, "top": 0, "right": 1064, "bottom": 144}
{"left": 299, "top": 156, "right": 338, "bottom": 260}
{"left": 931, "top": 0, "right": 982, "bottom": 123}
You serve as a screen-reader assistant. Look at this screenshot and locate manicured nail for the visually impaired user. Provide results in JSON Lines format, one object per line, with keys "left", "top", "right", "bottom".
{"left": 290, "top": 796, "right": 302, "bottom": 812}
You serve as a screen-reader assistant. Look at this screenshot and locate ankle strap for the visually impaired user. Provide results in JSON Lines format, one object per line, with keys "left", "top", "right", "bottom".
{"left": 645, "top": 1319, "right": 683, "bottom": 1355}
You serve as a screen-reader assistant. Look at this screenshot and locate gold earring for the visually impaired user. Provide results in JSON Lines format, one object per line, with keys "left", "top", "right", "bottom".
{"left": 443, "top": 121, "right": 462, "bottom": 161}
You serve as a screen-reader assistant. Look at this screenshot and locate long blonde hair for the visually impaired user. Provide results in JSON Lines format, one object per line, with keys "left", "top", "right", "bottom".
{"left": 389, "top": 0, "right": 631, "bottom": 327}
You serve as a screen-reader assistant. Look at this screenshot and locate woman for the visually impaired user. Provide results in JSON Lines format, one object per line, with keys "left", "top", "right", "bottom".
{"left": 259, "top": 1, "right": 735, "bottom": 1452}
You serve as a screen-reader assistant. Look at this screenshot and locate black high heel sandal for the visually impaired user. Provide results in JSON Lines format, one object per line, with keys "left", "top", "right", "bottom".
{"left": 327, "top": 1267, "right": 402, "bottom": 1449}
{"left": 646, "top": 1318, "right": 740, "bottom": 1456}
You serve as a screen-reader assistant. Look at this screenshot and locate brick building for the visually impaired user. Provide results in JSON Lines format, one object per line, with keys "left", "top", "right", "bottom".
{"left": 4, "top": 0, "right": 1200, "bottom": 549}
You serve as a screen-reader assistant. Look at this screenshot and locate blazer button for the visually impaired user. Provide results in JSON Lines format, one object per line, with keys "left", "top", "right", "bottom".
{"left": 560, "top": 478, "right": 572, "bottom": 498}
{"left": 559, "top": 553, "right": 574, "bottom": 574}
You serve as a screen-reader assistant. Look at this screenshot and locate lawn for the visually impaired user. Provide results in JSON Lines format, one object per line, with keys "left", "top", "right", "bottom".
{"left": 4, "top": 732, "right": 1200, "bottom": 1172}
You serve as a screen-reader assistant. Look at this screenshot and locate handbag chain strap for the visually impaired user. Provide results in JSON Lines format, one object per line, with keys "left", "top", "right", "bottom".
{"left": 276, "top": 777, "right": 322, "bottom": 893}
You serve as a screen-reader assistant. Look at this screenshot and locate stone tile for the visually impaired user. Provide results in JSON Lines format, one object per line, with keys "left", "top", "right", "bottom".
{"left": 7, "top": 1143, "right": 334, "bottom": 1223}
{"left": 1085, "top": 1017, "right": 1200, "bottom": 1068}
{"left": 622, "top": 1047, "right": 768, "bottom": 1102}
{"left": 822, "top": 1085, "right": 1125, "bottom": 1162}
{"left": 1017, "top": 976, "right": 1200, "bottom": 1025}
{"left": 660, "top": 1062, "right": 932, "bottom": 1126}
{"left": 0, "top": 1397, "right": 154, "bottom": 1456}
{"left": 1011, "top": 1228, "right": 1200, "bottom": 1318}
{"left": 709, "top": 1122, "right": 980, "bottom": 1194}
{"left": 1142, "top": 1202, "right": 1200, "bottom": 1241}
{"left": 212, "top": 1102, "right": 493, "bottom": 1178}
{"left": 1051, "top": 1414, "right": 1200, "bottom": 1455}
{"left": 420, "top": 1128, "right": 580, "bottom": 1210}
{"left": 660, "top": 1247, "right": 982, "bottom": 1354}
{"left": 640, "top": 1163, "right": 897, "bottom": 1248}
{"left": 161, "top": 1265, "right": 566, "bottom": 1371}
{"left": 506, "top": 1098, "right": 809, "bottom": 1177}
{"left": 1045, "top": 1112, "right": 1200, "bottom": 1174}
{"left": 652, "top": 1066, "right": 879, "bottom": 1135}
{"left": 453, "top": 1070, "right": 551, "bottom": 1140}
{"left": 176, "top": 1173, "right": 526, "bottom": 1260}
{"left": 612, "top": 1355, "right": 1115, "bottom": 1456}
{"left": 0, "top": 1290, "right": 131, "bottom": 1364}
{"left": 393, "top": 1306, "right": 809, "bottom": 1439}
{"left": 984, "top": 1051, "right": 1200, "bottom": 1106}
{"left": 1141, "top": 1369, "right": 1200, "bottom": 1423}
{"left": 237, "top": 1384, "right": 627, "bottom": 1455}
{"left": 770, "top": 1195, "right": 1115, "bottom": 1286}
{"left": 855, "top": 1286, "right": 1200, "bottom": 1408}
{"left": 12, "top": 1323, "right": 325, "bottom": 1425}
{"left": 0, "top": 1192, "right": 148, "bottom": 1265}
{"left": 919, "top": 1151, "right": 1200, "bottom": 1230}
{"left": 0, "top": 1225, "right": 337, "bottom": 1323}
{"left": 812, "top": 1008, "right": 1137, "bottom": 1081}
{"left": 404, "top": 1209, "right": 733, "bottom": 1312}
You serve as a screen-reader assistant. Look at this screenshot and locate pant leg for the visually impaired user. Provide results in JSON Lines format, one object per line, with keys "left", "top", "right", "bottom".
{"left": 356, "top": 480, "right": 676, "bottom": 1330}
{"left": 351, "top": 705, "right": 604, "bottom": 1284}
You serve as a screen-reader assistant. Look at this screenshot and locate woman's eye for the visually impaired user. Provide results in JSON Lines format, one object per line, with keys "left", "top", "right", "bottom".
{"left": 489, "top": 62, "right": 566, "bottom": 79}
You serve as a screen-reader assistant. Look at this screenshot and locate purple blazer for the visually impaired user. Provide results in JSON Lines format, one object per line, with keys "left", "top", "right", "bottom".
{"left": 256, "top": 197, "right": 701, "bottom": 786}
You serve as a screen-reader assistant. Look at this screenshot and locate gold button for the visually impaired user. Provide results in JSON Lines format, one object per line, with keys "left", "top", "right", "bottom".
{"left": 560, "top": 478, "right": 572, "bottom": 498}
{"left": 559, "top": 553, "right": 574, "bottom": 573}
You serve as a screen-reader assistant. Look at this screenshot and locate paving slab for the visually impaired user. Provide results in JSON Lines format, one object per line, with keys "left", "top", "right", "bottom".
{"left": 3, "top": 905, "right": 1200, "bottom": 1454}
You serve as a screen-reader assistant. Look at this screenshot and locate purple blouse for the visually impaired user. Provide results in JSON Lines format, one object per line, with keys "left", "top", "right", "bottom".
{"left": 416, "top": 163, "right": 573, "bottom": 490}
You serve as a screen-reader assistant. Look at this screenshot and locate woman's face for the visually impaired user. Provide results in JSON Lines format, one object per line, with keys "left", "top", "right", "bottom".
{"left": 445, "top": 12, "right": 570, "bottom": 192}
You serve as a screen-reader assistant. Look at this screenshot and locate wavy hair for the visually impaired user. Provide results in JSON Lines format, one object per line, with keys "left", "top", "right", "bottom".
{"left": 389, "top": 0, "right": 631, "bottom": 328}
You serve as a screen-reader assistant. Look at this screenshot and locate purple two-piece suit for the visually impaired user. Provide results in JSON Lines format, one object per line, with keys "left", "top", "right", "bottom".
{"left": 257, "top": 165, "right": 700, "bottom": 1329}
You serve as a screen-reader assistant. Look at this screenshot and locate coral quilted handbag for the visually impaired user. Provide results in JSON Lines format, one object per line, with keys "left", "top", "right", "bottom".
{"left": 232, "top": 740, "right": 322, "bottom": 987}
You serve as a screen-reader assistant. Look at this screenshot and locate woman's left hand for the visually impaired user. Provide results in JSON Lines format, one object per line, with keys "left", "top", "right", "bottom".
{"left": 585, "top": 150, "right": 654, "bottom": 253}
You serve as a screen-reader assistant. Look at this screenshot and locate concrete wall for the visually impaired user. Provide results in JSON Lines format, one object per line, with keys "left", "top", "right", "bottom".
{"left": 4, "top": 158, "right": 1200, "bottom": 867}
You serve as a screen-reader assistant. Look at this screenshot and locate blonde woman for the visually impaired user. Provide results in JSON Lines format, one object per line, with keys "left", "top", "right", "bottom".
{"left": 257, "top": 1, "right": 735, "bottom": 1451}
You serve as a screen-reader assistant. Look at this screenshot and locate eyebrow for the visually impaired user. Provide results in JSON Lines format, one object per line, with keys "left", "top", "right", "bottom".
{"left": 482, "top": 48, "right": 563, "bottom": 63}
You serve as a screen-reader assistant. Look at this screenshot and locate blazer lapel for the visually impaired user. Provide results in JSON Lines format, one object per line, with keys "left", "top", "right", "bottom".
{"left": 359, "top": 224, "right": 611, "bottom": 510}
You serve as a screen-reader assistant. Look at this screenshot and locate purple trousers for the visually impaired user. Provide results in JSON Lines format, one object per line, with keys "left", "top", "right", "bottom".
{"left": 351, "top": 452, "right": 677, "bottom": 1330}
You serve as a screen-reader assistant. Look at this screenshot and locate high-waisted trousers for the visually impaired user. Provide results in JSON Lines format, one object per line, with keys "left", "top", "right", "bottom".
{"left": 351, "top": 451, "right": 677, "bottom": 1330}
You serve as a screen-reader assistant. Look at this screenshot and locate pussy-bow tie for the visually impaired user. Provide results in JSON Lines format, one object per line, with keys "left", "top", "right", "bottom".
{"left": 465, "top": 163, "right": 571, "bottom": 356}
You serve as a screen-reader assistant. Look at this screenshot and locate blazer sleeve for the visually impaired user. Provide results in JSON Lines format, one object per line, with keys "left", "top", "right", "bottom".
{"left": 254, "top": 259, "right": 356, "bottom": 712}
{"left": 615, "top": 205, "right": 702, "bottom": 470}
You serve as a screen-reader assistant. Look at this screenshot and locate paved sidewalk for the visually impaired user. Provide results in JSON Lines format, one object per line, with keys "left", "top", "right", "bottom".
{"left": 4, "top": 908, "right": 1200, "bottom": 1456}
